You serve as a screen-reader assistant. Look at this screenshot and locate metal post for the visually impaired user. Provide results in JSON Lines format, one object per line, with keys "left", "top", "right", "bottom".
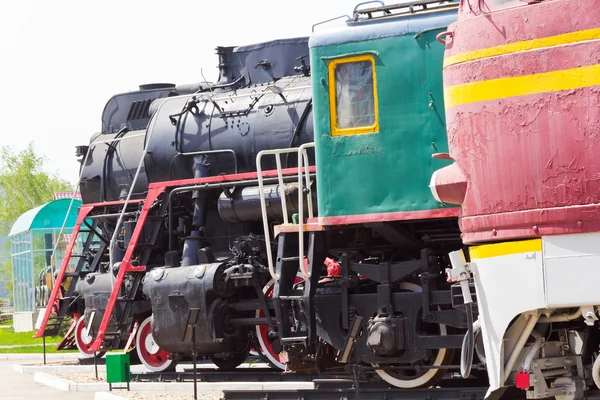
{"left": 42, "top": 336, "right": 46, "bottom": 365}
{"left": 352, "top": 350, "right": 360, "bottom": 400}
{"left": 353, "top": 365, "right": 360, "bottom": 400}
{"left": 184, "top": 309, "right": 200, "bottom": 400}
{"left": 94, "top": 352, "right": 98, "bottom": 379}
{"left": 193, "top": 324, "right": 197, "bottom": 400}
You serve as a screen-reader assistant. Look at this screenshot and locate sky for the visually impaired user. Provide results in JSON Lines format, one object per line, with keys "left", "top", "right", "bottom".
{"left": 0, "top": 0, "right": 353, "bottom": 184}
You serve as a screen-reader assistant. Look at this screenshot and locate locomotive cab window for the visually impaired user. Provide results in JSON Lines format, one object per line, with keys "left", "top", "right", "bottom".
{"left": 328, "top": 55, "right": 379, "bottom": 136}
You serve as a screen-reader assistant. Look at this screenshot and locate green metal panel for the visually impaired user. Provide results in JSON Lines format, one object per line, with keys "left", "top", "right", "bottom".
{"left": 310, "top": 16, "right": 455, "bottom": 220}
{"left": 106, "top": 353, "right": 131, "bottom": 383}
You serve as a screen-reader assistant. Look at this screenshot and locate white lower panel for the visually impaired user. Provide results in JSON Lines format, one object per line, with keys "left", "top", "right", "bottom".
{"left": 474, "top": 232, "right": 600, "bottom": 396}
{"left": 472, "top": 250, "right": 545, "bottom": 392}
{"left": 544, "top": 233, "right": 600, "bottom": 307}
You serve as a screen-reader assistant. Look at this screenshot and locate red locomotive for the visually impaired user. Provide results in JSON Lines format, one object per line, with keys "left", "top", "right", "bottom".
{"left": 432, "top": 1, "right": 600, "bottom": 398}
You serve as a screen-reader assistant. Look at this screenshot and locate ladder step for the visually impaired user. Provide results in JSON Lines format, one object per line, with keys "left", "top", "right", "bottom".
{"left": 279, "top": 295, "right": 304, "bottom": 301}
{"left": 70, "top": 254, "right": 87, "bottom": 258}
{"left": 63, "top": 272, "right": 80, "bottom": 278}
{"left": 280, "top": 336, "right": 308, "bottom": 343}
{"left": 281, "top": 257, "right": 300, "bottom": 262}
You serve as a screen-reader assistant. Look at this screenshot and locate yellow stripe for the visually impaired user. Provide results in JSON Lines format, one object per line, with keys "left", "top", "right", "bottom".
{"left": 444, "top": 63, "right": 600, "bottom": 108}
{"left": 444, "top": 27, "right": 600, "bottom": 68}
{"left": 469, "top": 239, "right": 542, "bottom": 260}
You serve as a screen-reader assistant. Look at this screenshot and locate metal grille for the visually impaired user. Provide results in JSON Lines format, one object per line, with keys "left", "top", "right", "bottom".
{"left": 126, "top": 99, "right": 155, "bottom": 121}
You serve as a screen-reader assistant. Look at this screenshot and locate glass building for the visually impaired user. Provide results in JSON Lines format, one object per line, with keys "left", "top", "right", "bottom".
{"left": 9, "top": 199, "right": 82, "bottom": 330}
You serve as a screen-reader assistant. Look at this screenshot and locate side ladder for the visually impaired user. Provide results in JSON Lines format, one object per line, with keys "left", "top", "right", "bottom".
{"left": 89, "top": 187, "right": 167, "bottom": 352}
{"left": 256, "top": 143, "right": 322, "bottom": 347}
{"left": 33, "top": 205, "right": 101, "bottom": 338}
{"left": 256, "top": 142, "right": 315, "bottom": 282}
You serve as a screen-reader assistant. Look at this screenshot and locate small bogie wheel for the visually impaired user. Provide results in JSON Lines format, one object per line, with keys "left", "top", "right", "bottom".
{"left": 373, "top": 282, "right": 454, "bottom": 389}
{"left": 74, "top": 317, "right": 106, "bottom": 359}
{"left": 136, "top": 316, "right": 176, "bottom": 372}
{"left": 210, "top": 349, "right": 249, "bottom": 371}
{"left": 255, "top": 275, "right": 304, "bottom": 370}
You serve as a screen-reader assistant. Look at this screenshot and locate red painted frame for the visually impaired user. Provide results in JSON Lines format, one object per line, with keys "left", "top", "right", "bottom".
{"left": 89, "top": 166, "right": 316, "bottom": 351}
{"left": 33, "top": 205, "right": 94, "bottom": 338}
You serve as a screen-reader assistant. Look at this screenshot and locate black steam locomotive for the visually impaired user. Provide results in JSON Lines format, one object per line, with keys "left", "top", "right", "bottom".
{"left": 37, "top": 2, "right": 471, "bottom": 390}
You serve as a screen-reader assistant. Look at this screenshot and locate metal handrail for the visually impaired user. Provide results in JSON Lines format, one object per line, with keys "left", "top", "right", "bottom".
{"left": 297, "top": 143, "right": 315, "bottom": 280}
{"left": 256, "top": 144, "right": 315, "bottom": 281}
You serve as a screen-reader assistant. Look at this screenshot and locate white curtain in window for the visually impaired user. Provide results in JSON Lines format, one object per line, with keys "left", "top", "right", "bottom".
{"left": 335, "top": 60, "right": 375, "bottom": 129}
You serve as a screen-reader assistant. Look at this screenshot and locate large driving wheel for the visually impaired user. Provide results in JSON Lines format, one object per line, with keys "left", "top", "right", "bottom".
{"left": 74, "top": 316, "right": 106, "bottom": 359}
{"left": 255, "top": 275, "right": 304, "bottom": 370}
{"left": 373, "top": 282, "right": 454, "bottom": 388}
{"left": 136, "top": 316, "right": 176, "bottom": 372}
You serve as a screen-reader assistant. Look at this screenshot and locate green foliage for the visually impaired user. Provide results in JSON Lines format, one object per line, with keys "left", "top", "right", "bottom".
{"left": 0, "top": 143, "right": 71, "bottom": 233}
{"left": 0, "top": 328, "right": 56, "bottom": 346}
{"left": 0, "top": 143, "right": 71, "bottom": 301}
{"left": 0, "top": 328, "right": 75, "bottom": 353}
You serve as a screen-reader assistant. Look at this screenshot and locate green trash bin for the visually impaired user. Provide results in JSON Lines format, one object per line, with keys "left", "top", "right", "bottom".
{"left": 106, "top": 353, "right": 130, "bottom": 391}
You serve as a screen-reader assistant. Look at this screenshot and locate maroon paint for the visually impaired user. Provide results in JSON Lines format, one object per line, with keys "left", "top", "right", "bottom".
{"left": 446, "top": 0, "right": 600, "bottom": 59}
{"left": 437, "top": 0, "right": 600, "bottom": 244}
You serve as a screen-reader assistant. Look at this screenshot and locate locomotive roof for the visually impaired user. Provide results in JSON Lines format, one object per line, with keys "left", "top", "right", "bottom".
{"left": 233, "top": 37, "right": 308, "bottom": 52}
{"left": 309, "top": 3, "right": 457, "bottom": 48}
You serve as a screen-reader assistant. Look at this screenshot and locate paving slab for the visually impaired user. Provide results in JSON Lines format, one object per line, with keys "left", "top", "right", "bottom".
{"left": 0, "top": 357, "right": 94, "bottom": 400}
{"left": 33, "top": 371, "right": 315, "bottom": 392}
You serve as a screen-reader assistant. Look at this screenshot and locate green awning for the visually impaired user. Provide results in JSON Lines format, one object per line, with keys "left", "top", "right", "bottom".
{"left": 9, "top": 199, "right": 82, "bottom": 236}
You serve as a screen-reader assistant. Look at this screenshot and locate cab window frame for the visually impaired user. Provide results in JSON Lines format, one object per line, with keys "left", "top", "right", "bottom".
{"left": 328, "top": 54, "right": 379, "bottom": 137}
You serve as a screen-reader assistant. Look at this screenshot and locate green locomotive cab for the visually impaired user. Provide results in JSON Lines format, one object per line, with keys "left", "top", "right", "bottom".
{"left": 269, "top": 2, "right": 473, "bottom": 390}
{"left": 310, "top": 1, "right": 458, "bottom": 224}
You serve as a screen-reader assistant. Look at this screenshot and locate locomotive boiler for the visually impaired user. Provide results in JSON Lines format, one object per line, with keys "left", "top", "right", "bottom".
{"left": 36, "top": 37, "right": 316, "bottom": 369}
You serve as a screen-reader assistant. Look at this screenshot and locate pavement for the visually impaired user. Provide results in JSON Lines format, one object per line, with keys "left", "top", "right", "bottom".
{"left": 0, "top": 356, "right": 95, "bottom": 400}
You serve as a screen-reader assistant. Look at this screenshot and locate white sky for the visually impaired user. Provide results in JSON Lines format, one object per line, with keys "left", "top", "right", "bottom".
{"left": 0, "top": 0, "right": 353, "bottom": 184}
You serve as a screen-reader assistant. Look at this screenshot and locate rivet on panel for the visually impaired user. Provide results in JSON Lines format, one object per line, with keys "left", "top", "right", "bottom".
{"left": 491, "top": 229, "right": 497, "bottom": 237}
{"left": 577, "top": 220, "right": 583, "bottom": 228}
{"left": 532, "top": 226, "right": 539, "bottom": 234}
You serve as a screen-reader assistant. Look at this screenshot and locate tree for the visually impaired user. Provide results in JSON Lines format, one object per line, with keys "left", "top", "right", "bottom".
{"left": 0, "top": 143, "right": 71, "bottom": 301}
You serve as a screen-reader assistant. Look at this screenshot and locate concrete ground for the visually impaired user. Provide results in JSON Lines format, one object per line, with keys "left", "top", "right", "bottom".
{"left": 0, "top": 356, "right": 95, "bottom": 400}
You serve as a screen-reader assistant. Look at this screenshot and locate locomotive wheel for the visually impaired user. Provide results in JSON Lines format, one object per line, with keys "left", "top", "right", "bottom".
{"left": 372, "top": 282, "right": 453, "bottom": 388}
{"left": 255, "top": 275, "right": 304, "bottom": 370}
{"left": 74, "top": 317, "right": 106, "bottom": 359}
{"left": 136, "top": 316, "right": 176, "bottom": 372}
{"left": 210, "top": 349, "right": 249, "bottom": 371}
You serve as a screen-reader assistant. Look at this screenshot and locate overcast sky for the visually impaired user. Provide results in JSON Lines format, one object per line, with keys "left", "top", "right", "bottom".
{"left": 0, "top": 0, "right": 352, "bottom": 184}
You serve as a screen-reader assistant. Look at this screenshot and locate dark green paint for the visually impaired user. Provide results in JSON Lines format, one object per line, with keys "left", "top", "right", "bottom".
{"left": 311, "top": 26, "right": 453, "bottom": 219}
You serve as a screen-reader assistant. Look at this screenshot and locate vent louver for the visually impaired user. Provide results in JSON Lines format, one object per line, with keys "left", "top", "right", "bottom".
{"left": 126, "top": 99, "right": 155, "bottom": 121}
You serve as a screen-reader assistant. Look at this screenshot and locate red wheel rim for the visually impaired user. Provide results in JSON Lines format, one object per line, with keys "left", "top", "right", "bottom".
{"left": 75, "top": 317, "right": 94, "bottom": 355}
{"left": 256, "top": 276, "right": 303, "bottom": 369}
{"left": 138, "top": 320, "right": 171, "bottom": 368}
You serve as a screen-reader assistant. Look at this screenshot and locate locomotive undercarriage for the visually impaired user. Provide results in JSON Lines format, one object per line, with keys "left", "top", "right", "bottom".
{"left": 38, "top": 167, "right": 473, "bottom": 387}
{"left": 504, "top": 315, "right": 590, "bottom": 400}
{"left": 270, "top": 225, "right": 474, "bottom": 388}
{"left": 63, "top": 184, "right": 472, "bottom": 387}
